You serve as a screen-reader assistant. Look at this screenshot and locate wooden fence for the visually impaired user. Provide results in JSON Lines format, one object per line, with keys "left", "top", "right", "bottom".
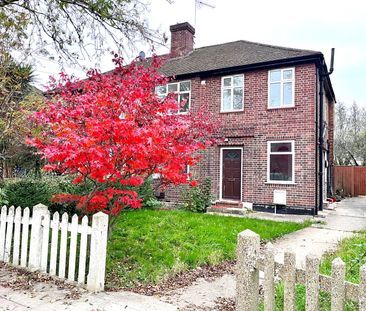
{"left": 0, "top": 204, "right": 108, "bottom": 291}
{"left": 236, "top": 230, "right": 366, "bottom": 311}
{"left": 334, "top": 166, "right": 366, "bottom": 196}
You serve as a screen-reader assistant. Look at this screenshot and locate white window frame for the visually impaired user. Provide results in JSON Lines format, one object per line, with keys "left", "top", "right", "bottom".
{"left": 267, "top": 140, "right": 295, "bottom": 184}
{"left": 220, "top": 74, "right": 244, "bottom": 112}
{"left": 155, "top": 80, "right": 191, "bottom": 114}
{"left": 268, "top": 68, "right": 295, "bottom": 109}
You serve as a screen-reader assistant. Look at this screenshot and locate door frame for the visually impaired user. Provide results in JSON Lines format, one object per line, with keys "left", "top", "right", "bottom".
{"left": 219, "top": 147, "right": 243, "bottom": 202}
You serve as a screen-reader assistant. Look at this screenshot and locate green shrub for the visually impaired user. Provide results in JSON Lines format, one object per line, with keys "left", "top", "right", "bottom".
{"left": 0, "top": 187, "right": 9, "bottom": 206}
{"left": 4, "top": 178, "right": 55, "bottom": 208}
{"left": 2, "top": 176, "right": 89, "bottom": 214}
{"left": 131, "top": 177, "right": 162, "bottom": 209}
{"left": 2, "top": 175, "right": 161, "bottom": 214}
{"left": 182, "top": 178, "right": 213, "bottom": 213}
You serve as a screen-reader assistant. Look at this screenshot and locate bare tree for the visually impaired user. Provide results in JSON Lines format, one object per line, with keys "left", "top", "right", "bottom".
{"left": 334, "top": 101, "right": 366, "bottom": 166}
{"left": 0, "top": 0, "right": 166, "bottom": 64}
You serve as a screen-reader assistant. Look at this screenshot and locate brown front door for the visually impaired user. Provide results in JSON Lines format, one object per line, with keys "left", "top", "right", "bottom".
{"left": 222, "top": 149, "right": 242, "bottom": 200}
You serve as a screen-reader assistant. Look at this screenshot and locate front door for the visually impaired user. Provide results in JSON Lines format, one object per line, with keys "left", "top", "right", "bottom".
{"left": 222, "top": 149, "right": 242, "bottom": 200}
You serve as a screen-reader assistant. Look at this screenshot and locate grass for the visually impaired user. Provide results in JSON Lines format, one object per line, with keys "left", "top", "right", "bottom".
{"left": 320, "top": 230, "right": 366, "bottom": 284}
{"left": 260, "top": 230, "right": 366, "bottom": 310}
{"left": 106, "top": 209, "right": 309, "bottom": 288}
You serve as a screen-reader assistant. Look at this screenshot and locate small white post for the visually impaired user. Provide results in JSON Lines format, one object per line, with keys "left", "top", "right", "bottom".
{"left": 0, "top": 206, "right": 7, "bottom": 261}
{"left": 40, "top": 211, "right": 50, "bottom": 273}
{"left": 236, "top": 229, "right": 260, "bottom": 311}
{"left": 87, "top": 212, "right": 109, "bottom": 292}
{"left": 4, "top": 206, "right": 15, "bottom": 263}
{"left": 67, "top": 214, "right": 79, "bottom": 281}
{"left": 20, "top": 208, "right": 30, "bottom": 267}
{"left": 331, "top": 257, "right": 345, "bottom": 311}
{"left": 58, "top": 212, "right": 69, "bottom": 278}
{"left": 12, "top": 207, "right": 22, "bottom": 265}
{"left": 78, "top": 215, "right": 89, "bottom": 284}
{"left": 49, "top": 212, "right": 60, "bottom": 276}
{"left": 28, "top": 203, "right": 48, "bottom": 271}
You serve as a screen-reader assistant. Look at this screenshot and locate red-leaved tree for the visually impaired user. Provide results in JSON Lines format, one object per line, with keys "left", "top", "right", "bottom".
{"left": 27, "top": 55, "right": 217, "bottom": 228}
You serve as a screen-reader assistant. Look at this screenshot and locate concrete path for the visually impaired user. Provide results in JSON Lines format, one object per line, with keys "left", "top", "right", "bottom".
{"left": 0, "top": 283, "right": 178, "bottom": 311}
{"left": 159, "top": 197, "right": 366, "bottom": 310}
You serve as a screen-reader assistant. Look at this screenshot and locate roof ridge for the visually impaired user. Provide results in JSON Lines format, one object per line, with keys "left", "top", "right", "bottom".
{"left": 194, "top": 39, "right": 321, "bottom": 54}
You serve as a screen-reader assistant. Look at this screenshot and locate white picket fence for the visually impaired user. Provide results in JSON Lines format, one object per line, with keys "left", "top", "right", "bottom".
{"left": 236, "top": 229, "right": 366, "bottom": 311}
{"left": 0, "top": 204, "right": 108, "bottom": 291}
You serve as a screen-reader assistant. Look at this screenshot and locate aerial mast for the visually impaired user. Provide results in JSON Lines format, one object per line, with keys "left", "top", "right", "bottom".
{"left": 194, "top": 0, "right": 215, "bottom": 28}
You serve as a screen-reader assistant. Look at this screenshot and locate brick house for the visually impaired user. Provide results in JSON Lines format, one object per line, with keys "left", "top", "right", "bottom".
{"left": 156, "top": 22, "right": 335, "bottom": 215}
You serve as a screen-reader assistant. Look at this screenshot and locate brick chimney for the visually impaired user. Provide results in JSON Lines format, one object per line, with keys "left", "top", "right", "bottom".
{"left": 170, "top": 22, "right": 195, "bottom": 58}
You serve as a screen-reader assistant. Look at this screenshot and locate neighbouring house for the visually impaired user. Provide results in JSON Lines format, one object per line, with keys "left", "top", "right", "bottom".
{"left": 155, "top": 22, "right": 335, "bottom": 215}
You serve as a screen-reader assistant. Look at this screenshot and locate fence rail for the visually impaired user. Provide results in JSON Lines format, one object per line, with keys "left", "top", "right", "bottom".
{"left": 0, "top": 204, "right": 108, "bottom": 291}
{"left": 236, "top": 229, "right": 366, "bottom": 311}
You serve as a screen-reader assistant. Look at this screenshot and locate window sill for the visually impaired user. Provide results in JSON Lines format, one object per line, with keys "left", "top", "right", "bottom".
{"left": 220, "top": 109, "right": 244, "bottom": 114}
{"left": 267, "top": 105, "right": 295, "bottom": 110}
{"left": 265, "top": 181, "right": 297, "bottom": 185}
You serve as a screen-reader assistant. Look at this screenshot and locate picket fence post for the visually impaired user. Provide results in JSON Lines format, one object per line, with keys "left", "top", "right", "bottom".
{"left": 236, "top": 229, "right": 260, "bottom": 311}
{"left": 0, "top": 206, "right": 7, "bottom": 261}
{"left": 28, "top": 203, "right": 48, "bottom": 271}
{"left": 87, "top": 211, "right": 109, "bottom": 292}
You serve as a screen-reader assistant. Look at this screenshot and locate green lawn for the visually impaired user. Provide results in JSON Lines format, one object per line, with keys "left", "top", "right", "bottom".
{"left": 106, "top": 209, "right": 309, "bottom": 289}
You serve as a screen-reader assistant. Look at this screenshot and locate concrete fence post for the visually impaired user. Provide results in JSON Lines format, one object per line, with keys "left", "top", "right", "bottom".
{"left": 360, "top": 264, "right": 366, "bottom": 311}
{"left": 28, "top": 204, "right": 49, "bottom": 271}
{"left": 283, "top": 250, "right": 296, "bottom": 311}
{"left": 263, "top": 242, "right": 275, "bottom": 311}
{"left": 236, "top": 229, "right": 260, "bottom": 311}
{"left": 305, "top": 254, "right": 320, "bottom": 311}
{"left": 87, "top": 211, "right": 109, "bottom": 292}
{"left": 331, "top": 257, "right": 345, "bottom": 311}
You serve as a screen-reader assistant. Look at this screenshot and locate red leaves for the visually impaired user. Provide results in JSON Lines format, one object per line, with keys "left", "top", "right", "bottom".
{"left": 28, "top": 55, "right": 218, "bottom": 217}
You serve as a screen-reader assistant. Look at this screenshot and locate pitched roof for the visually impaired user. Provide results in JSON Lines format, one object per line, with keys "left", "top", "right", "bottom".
{"left": 160, "top": 40, "right": 322, "bottom": 77}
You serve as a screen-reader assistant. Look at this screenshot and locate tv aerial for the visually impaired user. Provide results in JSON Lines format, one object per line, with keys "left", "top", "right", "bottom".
{"left": 195, "top": 0, "right": 215, "bottom": 28}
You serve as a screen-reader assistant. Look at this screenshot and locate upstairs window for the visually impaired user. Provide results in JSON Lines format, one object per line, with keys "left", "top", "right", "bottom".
{"left": 267, "top": 141, "right": 295, "bottom": 183}
{"left": 268, "top": 68, "right": 294, "bottom": 108}
{"left": 221, "top": 75, "right": 244, "bottom": 112}
{"left": 155, "top": 81, "right": 191, "bottom": 114}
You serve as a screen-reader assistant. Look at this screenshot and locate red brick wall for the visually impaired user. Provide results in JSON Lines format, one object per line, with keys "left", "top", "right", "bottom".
{"left": 170, "top": 23, "right": 195, "bottom": 58}
{"left": 161, "top": 63, "right": 319, "bottom": 208}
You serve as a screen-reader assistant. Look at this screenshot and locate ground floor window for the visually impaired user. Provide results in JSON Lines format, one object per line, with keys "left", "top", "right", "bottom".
{"left": 267, "top": 141, "right": 294, "bottom": 183}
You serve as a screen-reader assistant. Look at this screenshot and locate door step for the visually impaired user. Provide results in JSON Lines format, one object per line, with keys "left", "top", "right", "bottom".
{"left": 208, "top": 201, "right": 246, "bottom": 215}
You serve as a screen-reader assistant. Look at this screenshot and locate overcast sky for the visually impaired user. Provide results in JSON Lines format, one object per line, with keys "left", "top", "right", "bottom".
{"left": 33, "top": 0, "right": 366, "bottom": 107}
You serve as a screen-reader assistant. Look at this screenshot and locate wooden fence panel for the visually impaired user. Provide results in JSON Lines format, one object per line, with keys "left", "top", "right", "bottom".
{"left": 354, "top": 167, "right": 366, "bottom": 196}
{"left": 334, "top": 166, "right": 366, "bottom": 196}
